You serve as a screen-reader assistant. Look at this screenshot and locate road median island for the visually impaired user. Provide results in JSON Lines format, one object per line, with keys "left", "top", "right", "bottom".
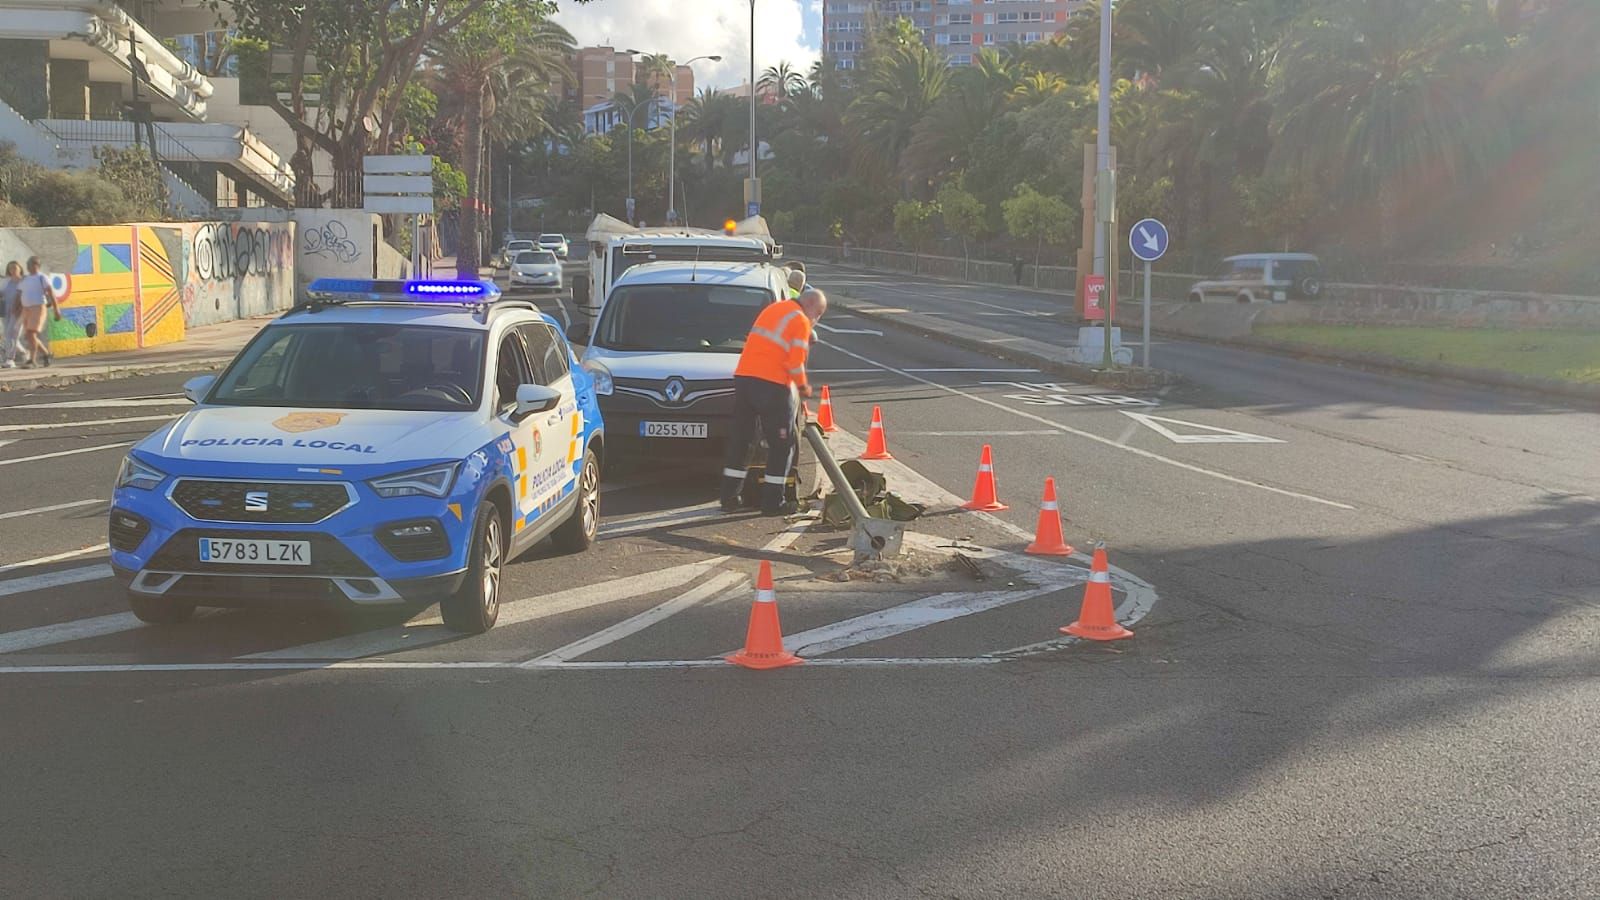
{"left": 827, "top": 290, "right": 1179, "bottom": 391}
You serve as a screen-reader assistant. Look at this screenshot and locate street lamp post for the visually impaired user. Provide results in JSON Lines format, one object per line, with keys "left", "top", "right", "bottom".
{"left": 667, "top": 54, "right": 722, "bottom": 225}
{"left": 745, "top": 0, "right": 760, "bottom": 219}
{"left": 1095, "top": 0, "right": 1115, "bottom": 367}
{"left": 621, "top": 48, "right": 644, "bottom": 222}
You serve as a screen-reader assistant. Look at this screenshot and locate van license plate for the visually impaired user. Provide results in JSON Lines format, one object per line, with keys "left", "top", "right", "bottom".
{"left": 198, "top": 538, "right": 311, "bottom": 565}
{"left": 640, "top": 422, "right": 708, "bottom": 439}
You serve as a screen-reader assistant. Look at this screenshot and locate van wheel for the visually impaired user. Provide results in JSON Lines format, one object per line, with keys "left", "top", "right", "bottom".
{"left": 552, "top": 448, "right": 601, "bottom": 554}
{"left": 1188, "top": 291, "right": 1204, "bottom": 303}
{"left": 441, "top": 503, "right": 504, "bottom": 633}
{"left": 1236, "top": 292, "right": 1254, "bottom": 304}
{"left": 1300, "top": 277, "right": 1322, "bottom": 298}
{"left": 128, "top": 593, "right": 196, "bottom": 625}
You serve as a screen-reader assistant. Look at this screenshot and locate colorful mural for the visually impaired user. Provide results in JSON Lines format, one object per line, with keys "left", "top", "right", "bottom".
{"left": 40, "top": 225, "right": 184, "bottom": 358}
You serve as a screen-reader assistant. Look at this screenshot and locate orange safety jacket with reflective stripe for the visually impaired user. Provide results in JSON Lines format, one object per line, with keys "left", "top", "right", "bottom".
{"left": 734, "top": 298, "right": 814, "bottom": 389}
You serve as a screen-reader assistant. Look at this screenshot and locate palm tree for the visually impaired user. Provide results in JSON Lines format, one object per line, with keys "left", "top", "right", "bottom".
{"left": 1271, "top": 0, "right": 1504, "bottom": 249}
{"left": 846, "top": 43, "right": 949, "bottom": 192}
{"left": 759, "top": 62, "right": 808, "bottom": 102}
{"left": 904, "top": 49, "right": 1018, "bottom": 181}
{"left": 1116, "top": 0, "right": 1212, "bottom": 84}
{"left": 429, "top": 16, "right": 573, "bottom": 275}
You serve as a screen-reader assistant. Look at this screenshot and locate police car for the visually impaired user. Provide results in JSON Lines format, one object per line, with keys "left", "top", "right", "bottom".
{"left": 108, "top": 278, "right": 605, "bottom": 634}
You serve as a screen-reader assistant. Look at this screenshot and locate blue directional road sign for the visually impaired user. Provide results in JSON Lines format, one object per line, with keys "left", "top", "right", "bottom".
{"left": 1129, "top": 218, "right": 1169, "bottom": 263}
{"left": 747, "top": 201, "right": 761, "bottom": 219}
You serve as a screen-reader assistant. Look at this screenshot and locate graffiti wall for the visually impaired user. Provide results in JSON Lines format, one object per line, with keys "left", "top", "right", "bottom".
{"left": 175, "top": 221, "right": 295, "bottom": 327}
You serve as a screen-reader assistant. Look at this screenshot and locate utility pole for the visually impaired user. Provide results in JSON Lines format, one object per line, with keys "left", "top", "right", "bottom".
{"left": 744, "top": 0, "right": 761, "bottom": 219}
{"left": 1094, "top": 0, "right": 1116, "bottom": 368}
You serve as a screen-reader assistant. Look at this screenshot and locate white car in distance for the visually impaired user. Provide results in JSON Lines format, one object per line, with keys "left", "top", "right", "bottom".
{"left": 509, "top": 249, "right": 564, "bottom": 293}
{"left": 537, "top": 233, "right": 570, "bottom": 259}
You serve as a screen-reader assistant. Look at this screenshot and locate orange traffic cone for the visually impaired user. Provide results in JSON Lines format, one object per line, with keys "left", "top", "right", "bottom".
{"left": 817, "top": 385, "right": 840, "bottom": 433}
{"left": 1061, "top": 543, "right": 1132, "bottom": 641}
{"left": 962, "top": 444, "right": 1008, "bottom": 511}
{"left": 1025, "top": 477, "right": 1074, "bottom": 556}
{"left": 726, "top": 561, "right": 803, "bottom": 670}
{"left": 860, "top": 405, "right": 893, "bottom": 460}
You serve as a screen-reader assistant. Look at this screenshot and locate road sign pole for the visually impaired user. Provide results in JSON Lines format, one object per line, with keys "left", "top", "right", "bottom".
{"left": 1142, "top": 260, "right": 1152, "bottom": 369}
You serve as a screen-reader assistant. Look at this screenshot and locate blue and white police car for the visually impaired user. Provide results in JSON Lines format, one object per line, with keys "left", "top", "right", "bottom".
{"left": 108, "top": 278, "right": 605, "bottom": 634}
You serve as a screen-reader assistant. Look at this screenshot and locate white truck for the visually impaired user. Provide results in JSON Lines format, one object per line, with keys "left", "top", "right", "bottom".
{"left": 572, "top": 214, "right": 781, "bottom": 325}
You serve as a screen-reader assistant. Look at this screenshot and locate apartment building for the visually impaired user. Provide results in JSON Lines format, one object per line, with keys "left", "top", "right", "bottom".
{"left": 551, "top": 46, "right": 694, "bottom": 135}
{"left": 0, "top": 0, "right": 294, "bottom": 210}
{"left": 822, "top": 0, "right": 1088, "bottom": 70}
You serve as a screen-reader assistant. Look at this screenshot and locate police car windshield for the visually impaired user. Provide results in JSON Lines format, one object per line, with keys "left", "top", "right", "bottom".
{"left": 596, "top": 284, "right": 770, "bottom": 353}
{"left": 211, "top": 323, "right": 485, "bottom": 411}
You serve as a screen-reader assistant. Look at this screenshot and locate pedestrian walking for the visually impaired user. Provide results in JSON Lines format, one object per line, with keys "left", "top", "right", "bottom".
{"left": 0, "top": 261, "right": 21, "bottom": 368}
{"left": 19, "top": 256, "right": 60, "bottom": 368}
{"left": 720, "top": 288, "right": 828, "bottom": 516}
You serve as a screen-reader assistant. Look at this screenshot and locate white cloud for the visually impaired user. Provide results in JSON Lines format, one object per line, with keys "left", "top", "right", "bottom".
{"left": 554, "top": 0, "right": 819, "bottom": 92}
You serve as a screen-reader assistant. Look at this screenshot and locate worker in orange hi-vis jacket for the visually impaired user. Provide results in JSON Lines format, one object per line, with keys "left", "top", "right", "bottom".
{"left": 720, "top": 287, "right": 828, "bottom": 516}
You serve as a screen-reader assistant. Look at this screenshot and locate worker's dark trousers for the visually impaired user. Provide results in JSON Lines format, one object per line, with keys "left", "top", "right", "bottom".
{"left": 721, "top": 375, "right": 798, "bottom": 514}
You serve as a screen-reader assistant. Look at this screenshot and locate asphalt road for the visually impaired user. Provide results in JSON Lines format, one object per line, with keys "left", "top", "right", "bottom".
{"left": 0, "top": 266, "right": 1596, "bottom": 898}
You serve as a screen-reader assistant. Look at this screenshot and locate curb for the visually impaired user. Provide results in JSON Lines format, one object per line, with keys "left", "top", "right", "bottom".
{"left": 0, "top": 357, "right": 231, "bottom": 392}
{"left": 830, "top": 292, "right": 1179, "bottom": 390}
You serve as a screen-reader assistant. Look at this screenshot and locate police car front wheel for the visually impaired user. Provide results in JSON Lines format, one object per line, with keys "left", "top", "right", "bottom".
{"left": 128, "top": 594, "right": 196, "bottom": 625}
{"left": 552, "top": 448, "right": 601, "bottom": 554}
{"left": 441, "top": 503, "right": 504, "bottom": 634}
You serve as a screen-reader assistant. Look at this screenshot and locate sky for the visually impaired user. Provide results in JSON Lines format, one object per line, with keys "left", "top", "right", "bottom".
{"left": 554, "top": 0, "right": 824, "bottom": 92}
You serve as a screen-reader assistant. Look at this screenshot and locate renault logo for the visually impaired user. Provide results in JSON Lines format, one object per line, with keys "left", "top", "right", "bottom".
{"left": 663, "top": 378, "right": 687, "bottom": 404}
{"left": 244, "top": 491, "right": 269, "bottom": 513}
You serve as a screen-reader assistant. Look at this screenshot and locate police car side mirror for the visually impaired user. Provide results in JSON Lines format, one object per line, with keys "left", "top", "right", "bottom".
{"left": 513, "top": 383, "right": 561, "bottom": 421}
{"left": 183, "top": 374, "right": 216, "bottom": 403}
{"left": 565, "top": 321, "right": 590, "bottom": 345}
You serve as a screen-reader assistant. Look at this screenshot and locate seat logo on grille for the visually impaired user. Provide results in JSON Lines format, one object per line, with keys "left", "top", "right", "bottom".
{"left": 244, "top": 491, "right": 269, "bottom": 512}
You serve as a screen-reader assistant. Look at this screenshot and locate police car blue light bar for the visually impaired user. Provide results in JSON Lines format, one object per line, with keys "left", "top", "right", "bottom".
{"left": 305, "top": 278, "right": 501, "bottom": 304}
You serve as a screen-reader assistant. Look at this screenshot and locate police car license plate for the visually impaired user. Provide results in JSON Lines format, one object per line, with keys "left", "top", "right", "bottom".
{"left": 640, "top": 421, "right": 708, "bottom": 439}
{"left": 198, "top": 538, "right": 311, "bottom": 566}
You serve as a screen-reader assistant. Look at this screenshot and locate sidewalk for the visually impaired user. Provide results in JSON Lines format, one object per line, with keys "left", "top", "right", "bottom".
{"left": 0, "top": 315, "right": 271, "bottom": 391}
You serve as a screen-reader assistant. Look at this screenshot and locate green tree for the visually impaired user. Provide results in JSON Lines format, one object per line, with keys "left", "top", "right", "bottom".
{"left": 893, "top": 199, "right": 940, "bottom": 260}
{"left": 1002, "top": 184, "right": 1073, "bottom": 270}
{"left": 1271, "top": 0, "right": 1506, "bottom": 249}
{"left": 428, "top": 8, "right": 572, "bottom": 274}
{"left": 15, "top": 170, "right": 141, "bottom": 226}
{"left": 759, "top": 62, "right": 808, "bottom": 102}
{"left": 936, "top": 182, "right": 986, "bottom": 263}
{"left": 846, "top": 41, "right": 949, "bottom": 193}
{"left": 94, "top": 146, "right": 168, "bottom": 220}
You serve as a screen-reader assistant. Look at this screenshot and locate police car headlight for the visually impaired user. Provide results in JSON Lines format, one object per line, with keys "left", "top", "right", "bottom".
{"left": 368, "top": 463, "right": 459, "bottom": 499}
{"left": 582, "top": 361, "right": 613, "bottom": 396}
{"left": 115, "top": 454, "right": 165, "bottom": 491}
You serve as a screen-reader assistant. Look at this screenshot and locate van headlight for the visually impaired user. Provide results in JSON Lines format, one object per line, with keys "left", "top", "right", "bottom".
{"left": 582, "top": 360, "right": 613, "bottom": 396}
{"left": 368, "top": 463, "right": 459, "bottom": 499}
{"left": 115, "top": 454, "right": 166, "bottom": 491}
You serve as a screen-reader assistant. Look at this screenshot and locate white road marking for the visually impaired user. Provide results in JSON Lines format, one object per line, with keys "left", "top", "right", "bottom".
{"left": 0, "top": 657, "right": 1002, "bottom": 673}
{"left": 821, "top": 340, "right": 1353, "bottom": 511}
{"left": 600, "top": 501, "right": 725, "bottom": 537}
{"left": 814, "top": 322, "right": 884, "bottom": 336}
{"left": 524, "top": 571, "right": 747, "bottom": 666}
{"left": 780, "top": 586, "right": 1058, "bottom": 658}
{"left": 1114, "top": 421, "right": 1141, "bottom": 446}
{"left": 0, "top": 612, "right": 141, "bottom": 654}
{"left": 0, "top": 414, "right": 177, "bottom": 433}
{"left": 1121, "top": 411, "right": 1286, "bottom": 444}
{"left": 0, "top": 442, "right": 132, "bottom": 467}
{"left": 0, "top": 499, "right": 105, "bottom": 521}
{"left": 244, "top": 557, "right": 733, "bottom": 660}
{"left": 901, "top": 431, "right": 1059, "bottom": 437}
{"left": 0, "top": 545, "right": 109, "bottom": 574}
{"left": 4, "top": 397, "right": 188, "bottom": 410}
{"left": 0, "top": 564, "right": 113, "bottom": 598}
{"left": 0, "top": 439, "right": 13, "bottom": 450}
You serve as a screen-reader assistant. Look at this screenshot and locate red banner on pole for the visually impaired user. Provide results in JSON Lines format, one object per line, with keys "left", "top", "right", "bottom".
{"left": 1084, "top": 275, "right": 1108, "bottom": 321}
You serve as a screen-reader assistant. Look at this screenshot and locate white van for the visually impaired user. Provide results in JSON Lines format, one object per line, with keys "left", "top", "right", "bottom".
{"left": 574, "top": 215, "right": 781, "bottom": 323}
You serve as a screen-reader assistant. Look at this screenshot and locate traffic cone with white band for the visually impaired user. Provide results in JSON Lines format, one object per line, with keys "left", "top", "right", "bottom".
{"left": 1024, "top": 477, "right": 1074, "bottom": 556}
{"left": 817, "top": 385, "right": 840, "bottom": 433}
{"left": 962, "top": 444, "right": 1008, "bottom": 511}
{"left": 860, "top": 405, "right": 893, "bottom": 460}
{"left": 726, "top": 561, "right": 803, "bottom": 670}
{"left": 1061, "top": 543, "right": 1132, "bottom": 641}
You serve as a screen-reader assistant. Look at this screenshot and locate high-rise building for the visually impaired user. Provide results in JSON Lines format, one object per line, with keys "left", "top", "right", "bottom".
{"left": 553, "top": 47, "right": 696, "bottom": 135}
{"left": 822, "top": 0, "right": 1089, "bottom": 70}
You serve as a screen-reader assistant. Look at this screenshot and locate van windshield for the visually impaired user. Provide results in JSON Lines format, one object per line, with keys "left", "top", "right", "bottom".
{"left": 596, "top": 284, "right": 771, "bottom": 353}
